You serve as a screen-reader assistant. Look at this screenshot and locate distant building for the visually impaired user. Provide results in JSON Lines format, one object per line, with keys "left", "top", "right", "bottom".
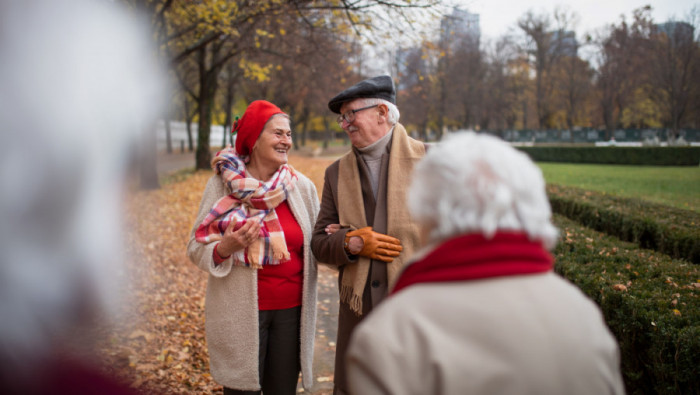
{"left": 655, "top": 21, "right": 694, "bottom": 47}
{"left": 440, "top": 7, "right": 480, "bottom": 50}
{"left": 551, "top": 30, "right": 578, "bottom": 57}
{"left": 394, "top": 46, "right": 427, "bottom": 90}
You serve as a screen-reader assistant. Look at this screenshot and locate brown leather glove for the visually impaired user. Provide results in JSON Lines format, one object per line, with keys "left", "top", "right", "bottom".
{"left": 345, "top": 226, "right": 403, "bottom": 263}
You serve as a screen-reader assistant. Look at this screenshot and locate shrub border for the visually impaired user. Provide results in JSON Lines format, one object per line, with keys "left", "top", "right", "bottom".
{"left": 547, "top": 184, "right": 700, "bottom": 263}
{"left": 517, "top": 146, "right": 700, "bottom": 166}
{"left": 553, "top": 214, "right": 699, "bottom": 394}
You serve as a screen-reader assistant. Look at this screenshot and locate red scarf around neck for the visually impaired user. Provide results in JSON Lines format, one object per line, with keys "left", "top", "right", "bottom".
{"left": 391, "top": 232, "right": 553, "bottom": 295}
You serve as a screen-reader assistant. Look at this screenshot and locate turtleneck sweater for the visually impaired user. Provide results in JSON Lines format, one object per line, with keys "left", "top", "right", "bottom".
{"left": 357, "top": 127, "right": 394, "bottom": 199}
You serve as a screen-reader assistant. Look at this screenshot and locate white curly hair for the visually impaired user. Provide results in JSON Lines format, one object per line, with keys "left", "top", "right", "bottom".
{"left": 408, "top": 132, "right": 558, "bottom": 250}
{"left": 356, "top": 97, "right": 400, "bottom": 126}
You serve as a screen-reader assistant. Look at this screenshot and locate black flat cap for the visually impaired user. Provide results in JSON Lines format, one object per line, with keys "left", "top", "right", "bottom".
{"left": 328, "top": 75, "right": 396, "bottom": 114}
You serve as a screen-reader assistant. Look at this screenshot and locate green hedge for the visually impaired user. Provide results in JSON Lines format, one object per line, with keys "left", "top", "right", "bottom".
{"left": 553, "top": 214, "right": 699, "bottom": 394}
{"left": 547, "top": 184, "right": 700, "bottom": 263}
{"left": 517, "top": 146, "right": 700, "bottom": 166}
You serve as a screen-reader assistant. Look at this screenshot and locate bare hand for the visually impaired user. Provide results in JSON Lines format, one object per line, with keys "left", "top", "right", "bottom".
{"left": 217, "top": 219, "right": 261, "bottom": 257}
{"left": 345, "top": 235, "right": 364, "bottom": 255}
{"left": 325, "top": 223, "right": 341, "bottom": 235}
{"left": 325, "top": 224, "right": 366, "bottom": 256}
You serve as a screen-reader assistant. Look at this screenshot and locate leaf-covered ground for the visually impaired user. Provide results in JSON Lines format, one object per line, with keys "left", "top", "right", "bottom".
{"left": 97, "top": 155, "right": 338, "bottom": 394}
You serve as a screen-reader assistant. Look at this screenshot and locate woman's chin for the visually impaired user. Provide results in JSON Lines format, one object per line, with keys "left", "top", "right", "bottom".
{"left": 277, "top": 153, "right": 289, "bottom": 165}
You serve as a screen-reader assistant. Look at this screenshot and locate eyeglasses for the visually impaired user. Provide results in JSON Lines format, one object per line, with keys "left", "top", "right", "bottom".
{"left": 336, "top": 104, "right": 378, "bottom": 126}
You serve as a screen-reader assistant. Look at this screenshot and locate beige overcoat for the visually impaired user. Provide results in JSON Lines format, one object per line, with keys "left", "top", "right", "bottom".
{"left": 347, "top": 272, "right": 626, "bottom": 395}
{"left": 187, "top": 173, "right": 319, "bottom": 391}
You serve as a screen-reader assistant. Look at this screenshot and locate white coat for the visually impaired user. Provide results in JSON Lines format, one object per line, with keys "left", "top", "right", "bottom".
{"left": 346, "top": 272, "right": 625, "bottom": 395}
{"left": 187, "top": 173, "right": 319, "bottom": 391}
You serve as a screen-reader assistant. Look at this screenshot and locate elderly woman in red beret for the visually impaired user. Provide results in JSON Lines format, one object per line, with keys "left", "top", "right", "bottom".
{"left": 187, "top": 100, "right": 319, "bottom": 395}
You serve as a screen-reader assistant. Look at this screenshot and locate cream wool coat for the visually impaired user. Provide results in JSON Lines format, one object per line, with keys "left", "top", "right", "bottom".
{"left": 346, "top": 273, "right": 625, "bottom": 395}
{"left": 187, "top": 173, "right": 319, "bottom": 391}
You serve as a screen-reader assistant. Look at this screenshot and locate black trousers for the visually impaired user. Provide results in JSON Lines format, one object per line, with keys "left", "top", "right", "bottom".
{"left": 224, "top": 306, "right": 301, "bottom": 395}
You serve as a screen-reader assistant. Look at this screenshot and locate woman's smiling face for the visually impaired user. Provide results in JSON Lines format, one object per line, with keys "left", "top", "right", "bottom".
{"left": 251, "top": 114, "right": 292, "bottom": 169}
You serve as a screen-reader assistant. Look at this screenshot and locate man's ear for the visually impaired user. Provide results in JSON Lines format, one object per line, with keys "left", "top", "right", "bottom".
{"left": 376, "top": 104, "right": 388, "bottom": 123}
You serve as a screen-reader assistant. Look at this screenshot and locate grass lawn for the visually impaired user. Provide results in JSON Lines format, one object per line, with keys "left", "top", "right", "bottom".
{"left": 537, "top": 163, "right": 700, "bottom": 213}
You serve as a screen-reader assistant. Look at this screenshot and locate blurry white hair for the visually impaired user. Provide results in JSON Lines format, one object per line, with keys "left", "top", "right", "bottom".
{"left": 0, "top": 0, "right": 166, "bottom": 378}
{"left": 359, "top": 98, "right": 400, "bottom": 125}
{"left": 408, "top": 132, "right": 558, "bottom": 249}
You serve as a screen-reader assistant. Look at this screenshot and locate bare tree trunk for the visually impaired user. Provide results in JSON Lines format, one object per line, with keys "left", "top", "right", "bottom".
{"left": 566, "top": 56, "right": 577, "bottom": 131}
{"left": 222, "top": 59, "right": 238, "bottom": 148}
{"left": 420, "top": 120, "right": 428, "bottom": 141}
{"left": 600, "top": 85, "right": 615, "bottom": 141}
{"left": 139, "top": 124, "right": 160, "bottom": 189}
{"left": 195, "top": 45, "right": 220, "bottom": 170}
{"left": 535, "top": 63, "right": 548, "bottom": 129}
{"left": 322, "top": 117, "right": 331, "bottom": 149}
{"left": 436, "top": 65, "right": 447, "bottom": 140}
{"left": 164, "top": 118, "right": 172, "bottom": 154}
{"left": 299, "top": 106, "right": 310, "bottom": 149}
{"left": 184, "top": 98, "right": 195, "bottom": 152}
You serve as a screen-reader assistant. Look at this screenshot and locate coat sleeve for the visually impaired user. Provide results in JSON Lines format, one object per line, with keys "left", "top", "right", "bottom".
{"left": 186, "top": 175, "right": 236, "bottom": 277}
{"left": 310, "top": 163, "right": 356, "bottom": 268}
{"left": 303, "top": 175, "right": 320, "bottom": 238}
{"left": 296, "top": 173, "right": 321, "bottom": 256}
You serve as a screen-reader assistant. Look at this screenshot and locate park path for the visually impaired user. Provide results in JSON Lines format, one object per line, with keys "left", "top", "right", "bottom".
{"left": 100, "top": 153, "right": 341, "bottom": 394}
{"left": 156, "top": 150, "right": 196, "bottom": 176}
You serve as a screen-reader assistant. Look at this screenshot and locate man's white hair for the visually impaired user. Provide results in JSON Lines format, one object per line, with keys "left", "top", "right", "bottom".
{"left": 408, "top": 132, "right": 558, "bottom": 249}
{"left": 358, "top": 98, "right": 400, "bottom": 125}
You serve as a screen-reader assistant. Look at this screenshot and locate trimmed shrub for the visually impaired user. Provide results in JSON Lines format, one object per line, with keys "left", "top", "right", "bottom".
{"left": 547, "top": 184, "right": 700, "bottom": 263}
{"left": 553, "top": 214, "right": 700, "bottom": 394}
{"left": 518, "top": 146, "right": 700, "bottom": 166}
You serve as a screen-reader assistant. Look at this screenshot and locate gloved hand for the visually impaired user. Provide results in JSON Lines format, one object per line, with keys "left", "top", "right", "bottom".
{"left": 345, "top": 226, "right": 403, "bottom": 263}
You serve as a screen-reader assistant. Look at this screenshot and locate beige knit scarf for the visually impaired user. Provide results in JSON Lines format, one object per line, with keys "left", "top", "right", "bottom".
{"left": 337, "top": 124, "right": 425, "bottom": 315}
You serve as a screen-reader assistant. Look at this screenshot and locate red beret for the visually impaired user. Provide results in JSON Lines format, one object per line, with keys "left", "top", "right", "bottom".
{"left": 234, "top": 100, "right": 285, "bottom": 156}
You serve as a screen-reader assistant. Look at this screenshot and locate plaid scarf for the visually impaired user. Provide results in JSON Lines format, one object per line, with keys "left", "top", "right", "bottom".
{"left": 195, "top": 147, "right": 297, "bottom": 268}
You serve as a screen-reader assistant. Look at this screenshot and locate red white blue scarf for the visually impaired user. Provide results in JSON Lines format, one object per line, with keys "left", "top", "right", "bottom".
{"left": 195, "top": 147, "right": 297, "bottom": 268}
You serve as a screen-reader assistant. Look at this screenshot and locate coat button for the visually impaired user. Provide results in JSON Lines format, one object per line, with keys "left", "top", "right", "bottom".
{"left": 371, "top": 280, "right": 380, "bottom": 288}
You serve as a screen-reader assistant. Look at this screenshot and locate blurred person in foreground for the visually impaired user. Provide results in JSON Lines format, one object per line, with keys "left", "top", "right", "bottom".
{"left": 346, "top": 132, "right": 626, "bottom": 395}
{"left": 187, "top": 100, "right": 319, "bottom": 395}
{"left": 0, "top": 1, "right": 166, "bottom": 394}
{"left": 310, "top": 75, "right": 427, "bottom": 394}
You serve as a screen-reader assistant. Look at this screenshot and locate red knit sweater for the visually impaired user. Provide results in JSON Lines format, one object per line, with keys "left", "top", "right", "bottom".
{"left": 256, "top": 201, "right": 303, "bottom": 310}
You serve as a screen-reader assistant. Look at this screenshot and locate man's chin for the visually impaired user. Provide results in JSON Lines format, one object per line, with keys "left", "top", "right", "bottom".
{"left": 349, "top": 136, "right": 364, "bottom": 148}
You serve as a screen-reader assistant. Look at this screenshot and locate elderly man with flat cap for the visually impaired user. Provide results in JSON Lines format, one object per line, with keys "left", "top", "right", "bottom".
{"left": 311, "top": 75, "right": 427, "bottom": 394}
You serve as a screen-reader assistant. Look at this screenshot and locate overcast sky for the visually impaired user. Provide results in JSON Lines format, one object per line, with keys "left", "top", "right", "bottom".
{"left": 458, "top": 0, "right": 698, "bottom": 39}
